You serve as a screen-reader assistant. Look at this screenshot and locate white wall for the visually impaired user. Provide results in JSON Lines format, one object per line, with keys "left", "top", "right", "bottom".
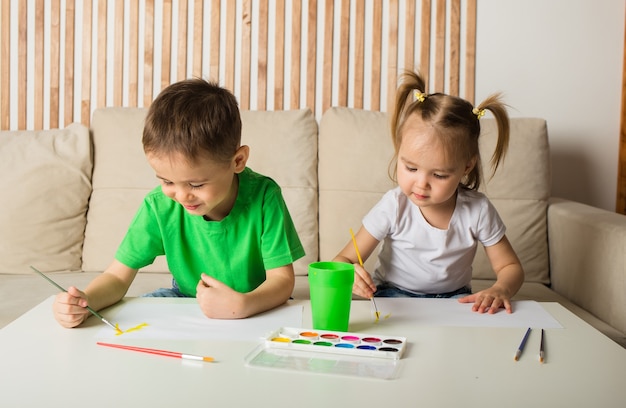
{"left": 475, "top": 0, "right": 625, "bottom": 211}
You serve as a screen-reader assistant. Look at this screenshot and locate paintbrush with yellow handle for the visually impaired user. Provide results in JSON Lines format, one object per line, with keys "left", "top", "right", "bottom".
{"left": 349, "top": 229, "right": 380, "bottom": 321}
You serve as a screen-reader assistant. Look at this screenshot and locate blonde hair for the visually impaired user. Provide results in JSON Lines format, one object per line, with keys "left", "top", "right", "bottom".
{"left": 390, "top": 71, "right": 509, "bottom": 190}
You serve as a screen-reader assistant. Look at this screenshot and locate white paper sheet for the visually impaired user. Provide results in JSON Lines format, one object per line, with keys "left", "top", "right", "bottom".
{"left": 373, "top": 299, "right": 563, "bottom": 328}
{"left": 95, "top": 300, "right": 303, "bottom": 341}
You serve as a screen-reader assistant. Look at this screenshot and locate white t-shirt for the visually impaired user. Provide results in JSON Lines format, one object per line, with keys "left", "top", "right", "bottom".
{"left": 362, "top": 187, "right": 506, "bottom": 294}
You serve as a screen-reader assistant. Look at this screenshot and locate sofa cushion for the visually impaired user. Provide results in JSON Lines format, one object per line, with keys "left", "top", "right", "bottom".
{"left": 474, "top": 118, "right": 550, "bottom": 284}
{"left": 83, "top": 107, "right": 319, "bottom": 278}
{"left": 318, "top": 108, "right": 550, "bottom": 285}
{"left": 0, "top": 124, "right": 92, "bottom": 274}
{"left": 318, "top": 108, "right": 396, "bottom": 273}
{"left": 241, "top": 109, "right": 319, "bottom": 277}
{"left": 83, "top": 107, "right": 168, "bottom": 273}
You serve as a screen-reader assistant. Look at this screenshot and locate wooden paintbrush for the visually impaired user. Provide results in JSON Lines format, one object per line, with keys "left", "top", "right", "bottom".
{"left": 349, "top": 229, "right": 380, "bottom": 321}
{"left": 30, "top": 265, "right": 121, "bottom": 333}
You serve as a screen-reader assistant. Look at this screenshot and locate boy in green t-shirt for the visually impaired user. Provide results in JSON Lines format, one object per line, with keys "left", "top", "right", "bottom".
{"left": 53, "top": 79, "right": 305, "bottom": 327}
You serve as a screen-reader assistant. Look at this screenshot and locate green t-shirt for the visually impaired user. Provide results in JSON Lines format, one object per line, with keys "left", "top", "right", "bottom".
{"left": 115, "top": 167, "right": 305, "bottom": 296}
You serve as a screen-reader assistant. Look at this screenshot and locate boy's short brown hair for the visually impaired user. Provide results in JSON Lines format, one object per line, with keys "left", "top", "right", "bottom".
{"left": 143, "top": 78, "right": 242, "bottom": 163}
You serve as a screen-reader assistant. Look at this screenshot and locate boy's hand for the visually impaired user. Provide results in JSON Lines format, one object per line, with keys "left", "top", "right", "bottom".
{"left": 352, "top": 263, "right": 377, "bottom": 299}
{"left": 52, "top": 286, "right": 90, "bottom": 328}
{"left": 458, "top": 286, "right": 513, "bottom": 314}
{"left": 196, "top": 274, "right": 247, "bottom": 319}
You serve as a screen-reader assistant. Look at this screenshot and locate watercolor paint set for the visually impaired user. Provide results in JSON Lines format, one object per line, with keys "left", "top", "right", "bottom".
{"left": 245, "top": 327, "right": 408, "bottom": 380}
{"left": 262, "top": 327, "right": 407, "bottom": 359}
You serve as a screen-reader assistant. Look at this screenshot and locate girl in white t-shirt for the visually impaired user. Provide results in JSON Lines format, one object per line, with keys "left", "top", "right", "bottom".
{"left": 333, "top": 71, "right": 524, "bottom": 314}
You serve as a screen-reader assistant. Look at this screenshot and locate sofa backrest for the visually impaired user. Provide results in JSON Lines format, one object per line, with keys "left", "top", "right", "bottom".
{"left": 318, "top": 108, "right": 396, "bottom": 273}
{"left": 82, "top": 108, "right": 164, "bottom": 272}
{"left": 0, "top": 125, "right": 92, "bottom": 274}
{"left": 317, "top": 107, "right": 551, "bottom": 285}
{"left": 475, "top": 117, "right": 551, "bottom": 284}
{"left": 84, "top": 106, "right": 550, "bottom": 285}
{"left": 239, "top": 109, "right": 319, "bottom": 275}
{"left": 83, "top": 107, "right": 319, "bottom": 277}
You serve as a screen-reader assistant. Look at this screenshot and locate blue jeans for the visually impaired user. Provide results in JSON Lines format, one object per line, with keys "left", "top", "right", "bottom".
{"left": 374, "top": 282, "right": 472, "bottom": 299}
{"left": 142, "top": 279, "right": 190, "bottom": 298}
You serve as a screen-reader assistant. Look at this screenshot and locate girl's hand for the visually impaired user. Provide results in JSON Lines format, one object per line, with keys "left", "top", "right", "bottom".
{"left": 353, "top": 263, "right": 377, "bottom": 299}
{"left": 465, "top": 236, "right": 522, "bottom": 314}
{"left": 196, "top": 274, "right": 247, "bottom": 319}
{"left": 458, "top": 286, "right": 513, "bottom": 314}
{"left": 333, "top": 226, "right": 380, "bottom": 299}
{"left": 52, "top": 286, "right": 90, "bottom": 328}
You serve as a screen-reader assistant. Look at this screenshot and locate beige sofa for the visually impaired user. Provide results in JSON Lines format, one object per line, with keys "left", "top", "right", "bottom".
{"left": 1, "top": 107, "right": 624, "bottom": 348}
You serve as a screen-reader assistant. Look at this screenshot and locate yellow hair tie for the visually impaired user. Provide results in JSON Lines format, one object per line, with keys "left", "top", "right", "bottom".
{"left": 413, "top": 90, "right": 427, "bottom": 103}
{"left": 472, "top": 107, "right": 485, "bottom": 119}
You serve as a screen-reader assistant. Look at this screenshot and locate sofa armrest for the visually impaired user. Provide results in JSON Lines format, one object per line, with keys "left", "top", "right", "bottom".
{"left": 548, "top": 198, "right": 626, "bottom": 334}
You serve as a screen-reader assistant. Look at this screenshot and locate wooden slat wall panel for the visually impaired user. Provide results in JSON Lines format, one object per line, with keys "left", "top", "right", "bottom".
{"left": 464, "top": 0, "right": 477, "bottom": 104}
{"left": 449, "top": 0, "right": 460, "bottom": 96}
{"left": 224, "top": 0, "right": 236, "bottom": 92}
{"left": 370, "top": 1, "right": 382, "bottom": 110}
{"left": 306, "top": 0, "right": 317, "bottom": 112}
{"left": 419, "top": 0, "right": 431, "bottom": 88}
{"left": 240, "top": 0, "right": 251, "bottom": 109}
{"left": 34, "top": 0, "right": 44, "bottom": 129}
{"left": 0, "top": 0, "right": 10, "bottom": 130}
{"left": 404, "top": 0, "right": 416, "bottom": 72}
{"left": 64, "top": 0, "right": 75, "bottom": 126}
{"left": 143, "top": 0, "right": 155, "bottom": 107}
{"left": 80, "top": 0, "right": 92, "bottom": 126}
{"left": 192, "top": 0, "right": 204, "bottom": 78}
{"left": 3, "top": 0, "right": 477, "bottom": 130}
{"left": 387, "top": 0, "right": 399, "bottom": 112}
{"left": 161, "top": 0, "right": 173, "bottom": 91}
{"left": 97, "top": 0, "right": 106, "bottom": 109}
{"left": 617, "top": 5, "right": 626, "bottom": 214}
{"left": 129, "top": 0, "right": 140, "bottom": 107}
{"left": 337, "top": 0, "right": 349, "bottom": 107}
{"left": 50, "top": 0, "right": 60, "bottom": 129}
{"left": 290, "top": 0, "right": 302, "bottom": 110}
{"left": 18, "top": 0, "right": 27, "bottom": 129}
{"left": 209, "top": 0, "right": 220, "bottom": 82}
{"left": 434, "top": 0, "right": 446, "bottom": 93}
{"left": 177, "top": 0, "right": 188, "bottom": 82}
{"left": 274, "top": 0, "right": 285, "bottom": 110}
{"left": 322, "top": 0, "right": 333, "bottom": 113}
{"left": 353, "top": 0, "right": 365, "bottom": 109}
{"left": 113, "top": 0, "right": 124, "bottom": 106}
{"left": 257, "top": 0, "right": 268, "bottom": 110}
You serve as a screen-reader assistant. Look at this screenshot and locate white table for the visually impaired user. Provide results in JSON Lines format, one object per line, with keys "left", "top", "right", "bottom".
{"left": 1, "top": 297, "right": 625, "bottom": 407}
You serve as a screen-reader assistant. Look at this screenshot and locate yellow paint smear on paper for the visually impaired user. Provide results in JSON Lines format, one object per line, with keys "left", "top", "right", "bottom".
{"left": 373, "top": 313, "right": 391, "bottom": 324}
{"left": 115, "top": 323, "right": 149, "bottom": 336}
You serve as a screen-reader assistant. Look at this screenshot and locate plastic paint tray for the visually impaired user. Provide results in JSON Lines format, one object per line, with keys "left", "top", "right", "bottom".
{"left": 262, "top": 327, "right": 407, "bottom": 359}
{"left": 244, "top": 327, "right": 407, "bottom": 380}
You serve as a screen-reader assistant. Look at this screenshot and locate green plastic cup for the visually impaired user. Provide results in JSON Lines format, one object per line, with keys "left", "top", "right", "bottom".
{"left": 308, "top": 262, "right": 355, "bottom": 331}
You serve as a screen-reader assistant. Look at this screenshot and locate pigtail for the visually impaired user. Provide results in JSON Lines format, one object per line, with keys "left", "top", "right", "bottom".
{"left": 475, "top": 93, "right": 509, "bottom": 177}
{"left": 391, "top": 71, "right": 427, "bottom": 151}
{"left": 389, "top": 71, "right": 428, "bottom": 181}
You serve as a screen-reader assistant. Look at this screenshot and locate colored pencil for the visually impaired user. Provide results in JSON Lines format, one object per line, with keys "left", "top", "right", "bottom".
{"left": 514, "top": 327, "right": 532, "bottom": 361}
{"left": 30, "top": 265, "right": 120, "bottom": 333}
{"left": 349, "top": 228, "right": 380, "bottom": 320}
{"left": 97, "top": 342, "right": 214, "bottom": 362}
{"left": 539, "top": 329, "right": 545, "bottom": 364}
